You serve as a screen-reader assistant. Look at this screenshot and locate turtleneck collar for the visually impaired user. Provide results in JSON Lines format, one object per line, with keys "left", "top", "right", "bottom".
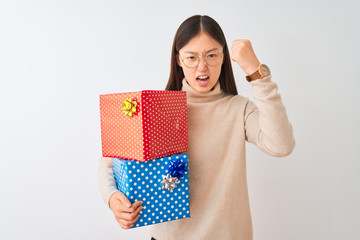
{"left": 181, "top": 78, "right": 225, "bottom": 103}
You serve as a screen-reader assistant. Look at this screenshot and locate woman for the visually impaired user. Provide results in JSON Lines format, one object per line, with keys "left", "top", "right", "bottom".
{"left": 98, "top": 15, "right": 295, "bottom": 240}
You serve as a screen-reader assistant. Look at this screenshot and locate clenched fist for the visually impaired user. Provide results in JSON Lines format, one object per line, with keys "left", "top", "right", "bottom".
{"left": 230, "top": 39, "right": 260, "bottom": 75}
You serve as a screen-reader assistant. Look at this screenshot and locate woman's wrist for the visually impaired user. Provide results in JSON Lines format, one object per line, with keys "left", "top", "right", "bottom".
{"left": 243, "top": 61, "right": 260, "bottom": 76}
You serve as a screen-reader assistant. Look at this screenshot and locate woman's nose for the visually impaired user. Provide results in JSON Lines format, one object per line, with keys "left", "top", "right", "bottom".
{"left": 197, "top": 57, "right": 208, "bottom": 70}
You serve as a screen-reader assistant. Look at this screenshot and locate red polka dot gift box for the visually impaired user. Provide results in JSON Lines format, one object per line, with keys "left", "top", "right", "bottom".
{"left": 99, "top": 90, "right": 188, "bottom": 162}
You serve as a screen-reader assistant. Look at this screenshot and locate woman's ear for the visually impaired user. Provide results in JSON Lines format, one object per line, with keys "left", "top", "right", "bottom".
{"left": 176, "top": 54, "right": 182, "bottom": 68}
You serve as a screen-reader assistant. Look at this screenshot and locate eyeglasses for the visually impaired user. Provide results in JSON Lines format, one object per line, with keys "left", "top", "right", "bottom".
{"left": 179, "top": 51, "right": 223, "bottom": 68}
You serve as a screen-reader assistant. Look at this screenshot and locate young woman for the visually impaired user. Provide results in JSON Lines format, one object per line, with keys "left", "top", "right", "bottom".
{"left": 98, "top": 15, "right": 295, "bottom": 240}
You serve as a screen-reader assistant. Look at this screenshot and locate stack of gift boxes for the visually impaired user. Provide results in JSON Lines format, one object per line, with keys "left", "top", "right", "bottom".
{"left": 99, "top": 90, "right": 190, "bottom": 228}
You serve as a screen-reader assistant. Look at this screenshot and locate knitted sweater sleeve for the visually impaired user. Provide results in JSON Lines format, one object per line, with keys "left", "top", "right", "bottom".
{"left": 244, "top": 75, "right": 295, "bottom": 157}
{"left": 98, "top": 157, "right": 119, "bottom": 206}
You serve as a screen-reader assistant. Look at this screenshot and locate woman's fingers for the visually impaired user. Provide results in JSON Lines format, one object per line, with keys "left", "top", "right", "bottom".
{"left": 114, "top": 201, "right": 143, "bottom": 229}
{"left": 109, "top": 192, "right": 144, "bottom": 229}
{"left": 128, "top": 201, "right": 143, "bottom": 212}
{"left": 118, "top": 213, "right": 141, "bottom": 228}
{"left": 119, "top": 222, "right": 132, "bottom": 229}
{"left": 128, "top": 213, "right": 141, "bottom": 225}
{"left": 117, "top": 200, "right": 143, "bottom": 214}
{"left": 116, "top": 191, "right": 131, "bottom": 208}
{"left": 121, "top": 204, "right": 144, "bottom": 221}
{"left": 230, "top": 39, "right": 260, "bottom": 75}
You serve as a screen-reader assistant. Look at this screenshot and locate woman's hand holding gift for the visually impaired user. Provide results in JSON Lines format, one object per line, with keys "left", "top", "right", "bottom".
{"left": 109, "top": 191, "right": 143, "bottom": 229}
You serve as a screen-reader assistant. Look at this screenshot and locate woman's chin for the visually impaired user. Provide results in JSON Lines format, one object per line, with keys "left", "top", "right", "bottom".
{"left": 187, "top": 78, "right": 217, "bottom": 93}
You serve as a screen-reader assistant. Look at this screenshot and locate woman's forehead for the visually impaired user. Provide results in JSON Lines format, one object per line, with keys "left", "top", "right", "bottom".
{"left": 180, "top": 31, "right": 223, "bottom": 53}
{"left": 183, "top": 47, "right": 222, "bottom": 54}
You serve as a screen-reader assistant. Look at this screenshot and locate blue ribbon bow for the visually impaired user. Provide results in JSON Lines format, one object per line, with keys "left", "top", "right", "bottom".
{"left": 168, "top": 159, "right": 187, "bottom": 179}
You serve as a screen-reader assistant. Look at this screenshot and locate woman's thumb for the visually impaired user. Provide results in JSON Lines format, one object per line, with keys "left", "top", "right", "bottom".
{"left": 116, "top": 192, "right": 131, "bottom": 208}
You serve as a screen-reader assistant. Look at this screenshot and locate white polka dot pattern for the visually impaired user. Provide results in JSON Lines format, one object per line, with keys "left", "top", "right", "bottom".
{"left": 112, "top": 154, "right": 191, "bottom": 228}
{"left": 100, "top": 91, "right": 188, "bottom": 162}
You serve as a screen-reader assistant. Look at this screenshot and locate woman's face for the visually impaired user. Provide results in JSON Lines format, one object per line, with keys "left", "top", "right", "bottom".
{"left": 177, "top": 31, "right": 223, "bottom": 93}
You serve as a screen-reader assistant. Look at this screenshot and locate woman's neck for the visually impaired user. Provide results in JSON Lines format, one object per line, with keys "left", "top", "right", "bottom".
{"left": 181, "top": 78, "right": 225, "bottom": 103}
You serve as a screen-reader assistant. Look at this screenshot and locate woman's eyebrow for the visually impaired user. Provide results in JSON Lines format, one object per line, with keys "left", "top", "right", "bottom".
{"left": 183, "top": 48, "right": 221, "bottom": 54}
{"left": 206, "top": 48, "right": 220, "bottom": 53}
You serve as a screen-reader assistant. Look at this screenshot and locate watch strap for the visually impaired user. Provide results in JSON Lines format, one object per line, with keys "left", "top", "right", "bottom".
{"left": 246, "top": 70, "right": 261, "bottom": 82}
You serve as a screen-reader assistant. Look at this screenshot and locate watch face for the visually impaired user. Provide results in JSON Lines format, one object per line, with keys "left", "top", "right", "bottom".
{"left": 260, "top": 64, "right": 271, "bottom": 77}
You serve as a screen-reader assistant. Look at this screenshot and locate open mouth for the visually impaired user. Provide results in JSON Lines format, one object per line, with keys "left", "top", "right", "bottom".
{"left": 196, "top": 75, "right": 210, "bottom": 83}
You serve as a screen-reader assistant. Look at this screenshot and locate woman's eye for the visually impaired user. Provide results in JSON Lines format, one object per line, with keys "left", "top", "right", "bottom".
{"left": 186, "top": 56, "right": 196, "bottom": 60}
{"left": 207, "top": 54, "right": 217, "bottom": 58}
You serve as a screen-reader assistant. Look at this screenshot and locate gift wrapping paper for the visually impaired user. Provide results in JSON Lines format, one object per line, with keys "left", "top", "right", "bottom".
{"left": 112, "top": 153, "right": 191, "bottom": 228}
{"left": 100, "top": 90, "right": 188, "bottom": 161}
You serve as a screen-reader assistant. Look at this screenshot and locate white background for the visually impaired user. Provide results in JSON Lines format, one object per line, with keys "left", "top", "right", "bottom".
{"left": 1, "top": 0, "right": 359, "bottom": 239}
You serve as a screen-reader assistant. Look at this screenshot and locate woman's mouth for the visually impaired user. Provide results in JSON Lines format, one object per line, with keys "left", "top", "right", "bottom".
{"left": 196, "top": 76, "right": 210, "bottom": 87}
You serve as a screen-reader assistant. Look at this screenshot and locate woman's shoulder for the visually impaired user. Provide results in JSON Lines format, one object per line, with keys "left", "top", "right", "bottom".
{"left": 217, "top": 93, "right": 254, "bottom": 114}
{"left": 219, "top": 93, "right": 255, "bottom": 117}
{"left": 224, "top": 93, "right": 251, "bottom": 105}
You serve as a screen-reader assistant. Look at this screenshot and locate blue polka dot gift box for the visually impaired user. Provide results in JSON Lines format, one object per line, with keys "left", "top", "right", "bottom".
{"left": 112, "top": 153, "right": 191, "bottom": 228}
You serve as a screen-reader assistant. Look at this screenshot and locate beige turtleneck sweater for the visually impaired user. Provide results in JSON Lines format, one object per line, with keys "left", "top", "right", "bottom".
{"left": 98, "top": 76, "right": 295, "bottom": 240}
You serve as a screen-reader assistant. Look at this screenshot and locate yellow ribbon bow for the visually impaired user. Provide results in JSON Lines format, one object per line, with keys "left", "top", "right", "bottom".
{"left": 122, "top": 98, "right": 138, "bottom": 117}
